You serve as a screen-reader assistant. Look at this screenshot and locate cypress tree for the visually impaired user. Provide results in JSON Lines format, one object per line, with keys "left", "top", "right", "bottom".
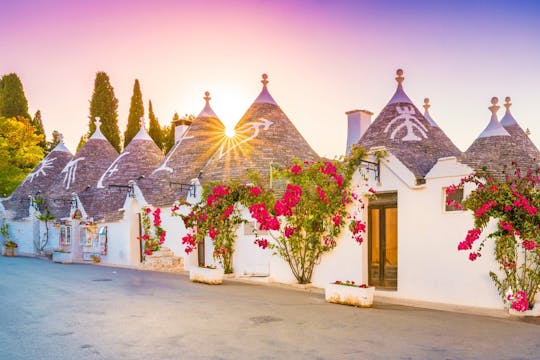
{"left": 123, "top": 79, "right": 144, "bottom": 147}
{"left": 32, "top": 110, "right": 47, "bottom": 150}
{"left": 0, "top": 73, "right": 31, "bottom": 120}
{"left": 162, "top": 113, "right": 178, "bottom": 154}
{"left": 147, "top": 100, "right": 163, "bottom": 151}
{"left": 88, "top": 72, "right": 121, "bottom": 152}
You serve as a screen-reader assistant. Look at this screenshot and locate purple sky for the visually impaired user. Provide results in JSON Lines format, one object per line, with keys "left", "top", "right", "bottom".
{"left": 1, "top": 0, "right": 539, "bottom": 157}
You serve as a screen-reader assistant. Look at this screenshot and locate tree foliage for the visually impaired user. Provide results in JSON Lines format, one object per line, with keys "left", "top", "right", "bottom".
{"left": 0, "top": 73, "right": 30, "bottom": 120}
{"left": 32, "top": 110, "right": 47, "bottom": 151}
{"left": 147, "top": 100, "right": 163, "bottom": 151}
{"left": 0, "top": 117, "right": 44, "bottom": 196}
{"left": 87, "top": 72, "right": 121, "bottom": 152}
{"left": 123, "top": 79, "right": 144, "bottom": 148}
{"left": 47, "top": 130, "right": 62, "bottom": 153}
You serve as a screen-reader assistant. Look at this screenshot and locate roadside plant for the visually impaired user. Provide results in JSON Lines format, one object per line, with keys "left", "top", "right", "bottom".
{"left": 31, "top": 196, "right": 56, "bottom": 254}
{"left": 450, "top": 163, "right": 540, "bottom": 311}
{"left": 175, "top": 181, "right": 250, "bottom": 274}
{"left": 333, "top": 280, "right": 372, "bottom": 288}
{"left": 138, "top": 207, "right": 166, "bottom": 256}
{"left": 245, "top": 145, "right": 375, "bottom": 284}
{"left": 1, "top": 222, "right": 17, "bottom": 248}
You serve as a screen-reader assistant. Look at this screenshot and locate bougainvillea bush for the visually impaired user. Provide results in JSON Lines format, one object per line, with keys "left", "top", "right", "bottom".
{"left": 246, "top": 145, "right": 374, "bottom": 284}
{"left": 450, "top": 164, "right": 540, "bottom": 311}
{"left": 138, "top": 207, "right": 166, "bottom": 256}
{"left": 175, "top": 181, "right": 252, "bottom": 274}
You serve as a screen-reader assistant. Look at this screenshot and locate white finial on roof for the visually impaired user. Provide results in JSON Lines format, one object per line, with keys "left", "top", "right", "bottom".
{"left": 50, "top": 132, "right": 71, "bottom": 153}
{"left": 478, "top": 97, "right": 510, "bottom": 138}
{"left": 132, "top": 116, "right": 152, "bottom": 141}
{"left": 254, "top": 73, "right": 277, "bottom": 105}
{"left": 197, "top": 91, "right": 219, "bottom": 118}
{"left": 422, "top": 98, "right": 438, "bottom": 127}
{"left": 139, "top": 116, "right": 146, "bottom": 130}
{"left": 489, "top": 96, "right": 500, "bottom": 115}
{"left": 388, "top": 68, "right": 413, "bottom": 105}
{"left": 89, "top": 116, "right": 106, "bottom": 140}
{"left": 500, "top": 96, "right": 518, "bottom": 126}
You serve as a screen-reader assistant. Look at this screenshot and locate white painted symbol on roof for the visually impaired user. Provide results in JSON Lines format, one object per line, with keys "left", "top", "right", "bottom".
{"left": 217, "top": 118, "right": 273, "bottom": 160}
{"left": 62, "top": 157, "right": 86, "bottom": 190}
{"left": 384, "top": 105, "right": 428, "bottom": 141}
{"left": 24, "top": 157, "right": 57, "bottom": 183}
{"left": 152, "top": 134, "right": 194, "bottom": 175}
{"left": 96, "top": 152, "right": 130, "bottom": 188}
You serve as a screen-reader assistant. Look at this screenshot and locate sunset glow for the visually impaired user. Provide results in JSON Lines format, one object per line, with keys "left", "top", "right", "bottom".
{"left": 1, "top": 0, "right": 539, "bottom": 157}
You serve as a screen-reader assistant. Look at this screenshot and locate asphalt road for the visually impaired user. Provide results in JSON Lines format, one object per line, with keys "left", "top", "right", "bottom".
{"left": 1, "top": 256, "right": 539, "bottom": 360}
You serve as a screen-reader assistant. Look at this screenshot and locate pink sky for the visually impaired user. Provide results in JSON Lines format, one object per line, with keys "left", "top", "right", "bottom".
{"left": 1, "top": 0, "right": 539, "bottom": 157}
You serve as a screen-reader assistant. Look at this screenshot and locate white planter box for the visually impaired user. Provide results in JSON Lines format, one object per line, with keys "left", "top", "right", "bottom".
{"left": 189, "top": 267, "right": 225, "bottom": 285}
{"left": 325, "top": 283, "right": 375, "bottom": 307}
{"left": 52, "top": 251, "right": 72, "bottom": 264}
{"left": 509, "top": 302, "right": 540, "bottom": 317}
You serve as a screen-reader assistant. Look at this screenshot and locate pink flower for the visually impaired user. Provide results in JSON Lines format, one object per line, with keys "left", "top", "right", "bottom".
{"left": 503, "top": 205, "right": 512, "bottom": 212}
{"left": 249, "top": 186, "right": 261, "bottom": 196}
{"left": 212, "top": 183, "right": 230, "bottom": 197}
{"left": 208, "top": 227, "right": 218, "bottom": 240}
{"left": 334, "top": 175, "right": 344, "bottom": 187}
{"left": 321, "top": 161, "right": 337, "bottom": 176}
{"left": 332, "top": 214, "right": 341, "bottom": 227}
{"left": 206, "top": 195, "right": 216, "bottom": 207}
{"left": 274, "top": 200, "right": 292, "bottom": 217}
{"left": 263, "top": 217, "right": 280, "bottom": 231}
{"left": 254, "top": 238, "right": 269, "bottom": 250}
{"left": 351, "top": 220, "right": 366, "bottom": 234}
{"left": 223, "top": 205, "right": 234, "bottom": 219}
{"left": 368, "top": 187, "right": 376, "bottom": 194}
{"left": 474, "top": 200, "right": 497, "bottom": 217}
{"left": 316, "top": 186, "right": 327, "bottom": 202}
{"left": 284, "top": 226, "right": 295, "bottom": 238}
{"left": 509, "top": 291, "right": 529, "bottom": 312}
{"left": 522, "top": 240, "right": 537, "bottom": 251}
{"left": 145, "top": 207, "right": 152, "bottom": 214}
{"left": 458, "top": 228, "right": 482, "bottom": 251}
{"left": 291, "top": 164, "right": 302, "bottom": 175}
{"left": 468, "top": 252, "right": 481, "bottom": 261}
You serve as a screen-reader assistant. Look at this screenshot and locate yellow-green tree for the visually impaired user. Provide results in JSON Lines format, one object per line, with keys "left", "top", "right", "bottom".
{"left": 0, "top": 117, "right": 44, "bottom": 196}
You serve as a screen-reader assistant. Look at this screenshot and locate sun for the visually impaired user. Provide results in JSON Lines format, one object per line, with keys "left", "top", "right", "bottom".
{"left": 225, "top": 127, "right": 236, "bottom": 138}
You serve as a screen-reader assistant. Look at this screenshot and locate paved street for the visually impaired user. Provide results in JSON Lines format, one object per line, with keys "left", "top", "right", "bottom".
{"left": 1, "top": 256, "right": 539, "bottom": 360}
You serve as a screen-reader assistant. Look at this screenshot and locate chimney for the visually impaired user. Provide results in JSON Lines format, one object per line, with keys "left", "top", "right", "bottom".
{"left": 171, "top": 116, "right": 192, "bottom": 144}
{"left": 346, "top": 109, "right": 373, "bottom": 155}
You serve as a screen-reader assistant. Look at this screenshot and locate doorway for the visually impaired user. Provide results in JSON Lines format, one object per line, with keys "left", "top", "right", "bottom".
{"left": 368, "top": 192, "right": 397, "bottom": 290}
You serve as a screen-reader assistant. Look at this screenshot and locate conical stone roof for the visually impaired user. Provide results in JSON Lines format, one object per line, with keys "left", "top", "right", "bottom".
{"left": 83, "top": 118, "right": 164, "bottom": 221}
{"left": 47, "top": 119, "right": 119, "bottom": 219}
{"left": 358, "top": 69, "right": 461, "bottom": 179}
{"left": 2, "top": 137, "right": 73, "bottom": 219}
{"left": 140, "top": 92, "right": 227, "bottom": 207}
{"left": 201, "top": 74, "right": 319, "bottom": 183}
{"left": 500, "top": 96, "right": 540, "bottom": 160}
{"left": 464, "top": 97, "right": 539, "bottom": 176}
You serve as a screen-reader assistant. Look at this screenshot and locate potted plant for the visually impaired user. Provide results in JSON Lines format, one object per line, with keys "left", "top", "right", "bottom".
{"left": 325, "top": 280, "right": 375, "bottom": 307}
{"left": 1, "top": 223, "right": 17, "bottom": 257}
{"left": 189, "top": 264, "right": 225, "bottom": 285}
{"left": 52, "top": 248, "right": 72, "bottom": 264}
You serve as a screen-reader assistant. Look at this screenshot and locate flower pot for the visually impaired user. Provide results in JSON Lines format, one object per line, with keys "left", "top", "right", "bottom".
{"left": 3, "top": 247, "right": 15, "bottom": 257}
{"left": 189, "top": 267, "right": 225, "bottom": 285}
{"left": 52, "top": 251, "right": 72, "bottom": 264}
{"left": 325, "top": 283, "right": 375, "bottom": 307}
{"left": 509, "top": 302, "right": 540, "bottom": 317}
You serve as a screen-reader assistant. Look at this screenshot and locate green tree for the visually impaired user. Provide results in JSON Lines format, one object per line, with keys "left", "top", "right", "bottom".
{"left": 147, "top": 100, "right": 163, "bottom": 151}
{"left": 46, "top": 130, "right": 62, "bottom": 152}
{"left": 0, "top": 73, "right": 31, "bottom": 120}
{"left": 123, "top": 79, "right": 144, "bottom": 147}
{"left": 87, "top": 72, "right": 121, "bottom": 152}
{"left": 32, "top": 110, "right": 47, "bottom": 150}
{"left": 0, "top": 117, "right": 44, "bottom": 196}
{"left": 162, "top": 113, "right": 178, "bottom": 154}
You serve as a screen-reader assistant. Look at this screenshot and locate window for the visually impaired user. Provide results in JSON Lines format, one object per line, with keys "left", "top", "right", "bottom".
{"left": 244, "top": 221, "right": 268, "bottom": 236}
{"left": 444, "top": 187, "right": 464, "bottom": 212}
{"left": 59, "top": 225, "right": 72, "bottom": 247}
